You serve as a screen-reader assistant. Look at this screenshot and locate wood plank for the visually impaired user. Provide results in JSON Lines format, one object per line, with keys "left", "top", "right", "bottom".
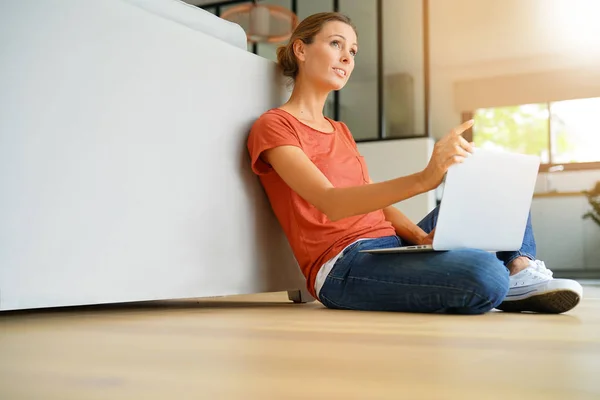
{"left": 1, "top": 286, "right": 599, "bottom": 399}
{"left": 534, "top": 191, "right": 585, "bottom": 198}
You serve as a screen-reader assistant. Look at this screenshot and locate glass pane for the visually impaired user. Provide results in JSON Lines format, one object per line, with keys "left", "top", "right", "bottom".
{"left": 220, "top": 2, "right": 249, "bottom": 13}
{"left": 220, "top": 2, "right": 252, "bottom": 24}
{"left": 473, "top": 103, "right": 550, "bottom": 163}
{"left": 297, "top": 0, "right": 333, "bottom": 21}
{"left": 256, "top": 42, "right": 278, "bottom": 61}
{"left": 339, "top": 0, "right": 378, "bottom": 141}
{"left": 383, "top": 0, "right": 424, "bottom": 137}
{"left": 324, "top": 92, "right": 335, "bottom": 120}
{"left": 550, "top": 97, "right": 600, "bottom": 164}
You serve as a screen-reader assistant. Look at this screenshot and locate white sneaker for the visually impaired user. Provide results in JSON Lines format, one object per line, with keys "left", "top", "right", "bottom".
{"left": 496, "top": 260, "right": 583, "bottom": 314}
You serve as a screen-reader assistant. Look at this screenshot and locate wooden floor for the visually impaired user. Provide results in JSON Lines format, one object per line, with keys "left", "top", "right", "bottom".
{"left": 1, "top": 284, "right": 599, "bottom": 400}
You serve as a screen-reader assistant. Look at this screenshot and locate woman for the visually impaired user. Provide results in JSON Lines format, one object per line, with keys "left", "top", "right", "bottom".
{"left": 247, "top": 12, "right": 582, "bottom": 314}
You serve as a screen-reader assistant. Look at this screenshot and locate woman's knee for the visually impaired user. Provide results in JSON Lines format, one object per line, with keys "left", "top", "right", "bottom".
{"left": 451, "top": 250, "right": 510, "bottom": 313}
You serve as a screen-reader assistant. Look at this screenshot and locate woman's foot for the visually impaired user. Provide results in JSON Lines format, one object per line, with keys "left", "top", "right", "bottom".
{"left": 507, "top": 256, "right": 532, "bottom": 275}
{"left": 497, "top": 259, "right": 583, "bottom": 314}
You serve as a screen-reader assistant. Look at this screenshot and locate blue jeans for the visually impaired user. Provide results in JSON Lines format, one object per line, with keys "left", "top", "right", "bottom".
{"left": 318, "top": 206, "right": 537, "bottom": 314}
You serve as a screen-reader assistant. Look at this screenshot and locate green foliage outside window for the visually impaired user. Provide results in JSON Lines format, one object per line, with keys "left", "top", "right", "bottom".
{"left": 473, "top": 103, "right": 575, "bottom": 164}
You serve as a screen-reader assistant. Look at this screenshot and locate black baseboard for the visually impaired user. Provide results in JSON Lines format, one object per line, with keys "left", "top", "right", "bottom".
{"left": 552, "top": 269, "right": 600, "bottom": 279}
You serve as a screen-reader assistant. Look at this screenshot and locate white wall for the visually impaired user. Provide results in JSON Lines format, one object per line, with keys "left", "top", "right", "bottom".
{"left": 532, "top": 193, "right": 600, "bottom": 271}
{"left": 358, "top": 138, "right": 436, "bottom": 223}
{"left": 534, "top": 169, "right": 600, "bottom": 272}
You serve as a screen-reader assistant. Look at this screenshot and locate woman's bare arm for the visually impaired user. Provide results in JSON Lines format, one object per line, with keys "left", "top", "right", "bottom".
{"left": 261, "top": 120, "right": 474, "bottom": 222}
{"left": 382, "top": 204, "right": 428, "bottom": 244}
{"left": 262, "top": 145, "right": 429, "bottom": 222}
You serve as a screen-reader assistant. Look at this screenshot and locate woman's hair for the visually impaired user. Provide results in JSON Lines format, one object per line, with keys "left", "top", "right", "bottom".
{"left": 276, "top": 12, "right": 357, "bottom": 81}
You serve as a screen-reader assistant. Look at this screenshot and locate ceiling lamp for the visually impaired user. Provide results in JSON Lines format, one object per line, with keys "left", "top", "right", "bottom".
{"left": 221, "top": 0, "right": 298, "bottom": 44}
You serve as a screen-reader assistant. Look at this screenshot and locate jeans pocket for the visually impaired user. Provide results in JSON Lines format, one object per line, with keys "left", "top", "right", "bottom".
{"left": 329, "top": 243, "right": 363, "bottom": 280}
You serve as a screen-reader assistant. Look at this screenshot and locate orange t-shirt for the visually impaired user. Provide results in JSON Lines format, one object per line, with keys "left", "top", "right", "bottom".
{"left": 247, "top": 108, "right": 395, "bottom": 298}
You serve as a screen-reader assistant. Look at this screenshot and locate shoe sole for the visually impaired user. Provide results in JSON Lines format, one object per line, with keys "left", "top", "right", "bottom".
{"left": 496, "top": 289, "right": 581, "bottom": 314}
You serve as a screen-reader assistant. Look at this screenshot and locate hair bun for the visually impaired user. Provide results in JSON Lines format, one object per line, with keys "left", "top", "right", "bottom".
{"left": 277, "top": 44, "right": 298, "bottom": 79}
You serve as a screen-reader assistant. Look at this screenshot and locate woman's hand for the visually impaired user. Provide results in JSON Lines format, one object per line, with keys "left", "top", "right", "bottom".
{"left": 418, "top": 228, "right": 435, "bottom": 245}
{"left": 421, "top": 120, "right": 475, "bottom": 190}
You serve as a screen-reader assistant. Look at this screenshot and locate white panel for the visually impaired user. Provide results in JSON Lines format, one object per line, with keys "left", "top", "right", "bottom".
{"left": 583, "top": 217, "right": 600, "bottom": 270}
{"left": 531, "top": 197, "right": 586, "bottom": 270}
{"left": 540, "top": 170, "right": 600, "bottom": 193}
{"left": 357, "top": 138, "right": 436, "bottom": 223}
{"left": 0, "top": 0, "right": 304, "bottom": 310}
{"left": 124, "top": 0, "right": 248, "bottom": 51}
{"left": 533, "top": 170, "right": 600, "bottom": 271}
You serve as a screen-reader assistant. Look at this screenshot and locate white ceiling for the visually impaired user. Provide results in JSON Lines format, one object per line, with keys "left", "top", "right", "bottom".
{"left": 429, "top": 0, "right": 600, "bottom": 69}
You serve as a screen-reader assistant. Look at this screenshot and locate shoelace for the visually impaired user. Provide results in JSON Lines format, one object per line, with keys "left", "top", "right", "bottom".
{"left": 531, "top": 259, "right": 553, "bottom": 277}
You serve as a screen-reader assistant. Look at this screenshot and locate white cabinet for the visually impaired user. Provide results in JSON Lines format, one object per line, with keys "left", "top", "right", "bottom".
{"left": 358, "top": 138, "right": 436, "bottom": 223}
{"left": 583, "top": 215, "right": 600, "bottom": 270}
{"left": 531, "top": 196, "right": 600, "bottom": 271}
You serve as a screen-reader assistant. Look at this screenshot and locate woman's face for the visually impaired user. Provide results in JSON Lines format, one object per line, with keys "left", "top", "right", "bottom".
{"left": 295, "top": 21, "right": 358, "bottom": 91}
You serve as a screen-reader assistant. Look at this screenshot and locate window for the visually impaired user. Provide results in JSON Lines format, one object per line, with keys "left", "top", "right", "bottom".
{"left": 472, "top": 97, "right": 600, "bottom": 169}
{"left": 201, "top": 0, "right": 429, "bottom": 143}
{"left": 550, "top": 98, "right": 600, "bottom": 164}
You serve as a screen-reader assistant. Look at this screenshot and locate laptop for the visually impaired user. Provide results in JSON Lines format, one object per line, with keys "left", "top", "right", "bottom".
{"left": 361, "top": 148, "right": 540, "bottom": 254}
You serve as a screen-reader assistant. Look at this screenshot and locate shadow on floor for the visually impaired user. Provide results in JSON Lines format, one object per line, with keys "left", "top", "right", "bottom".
{"left": 0, "top": 295, "right": 318, "bottom": 319}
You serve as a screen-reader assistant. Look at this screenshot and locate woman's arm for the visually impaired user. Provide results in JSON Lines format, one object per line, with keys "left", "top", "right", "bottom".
{"left": 366, "top": 174, "right": 428, "bottom": 243}
{"left": 382, "top": 205, "right": 428, "bottom": 244}
{"left": 369, "top": 177, "right": 432, "bottom": 244}
{"left": 263, "top": 145, "right": 428, "bottom": 221}
{"left": 262, "top": 120, "right": 474, "bottom": 222}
